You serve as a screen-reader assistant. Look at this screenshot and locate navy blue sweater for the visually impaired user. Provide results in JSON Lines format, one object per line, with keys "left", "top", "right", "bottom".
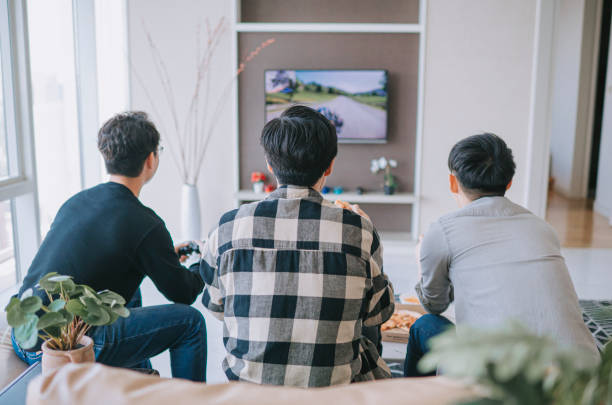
{"left": 19, "top": 182, "right": 203, "bottom": 305}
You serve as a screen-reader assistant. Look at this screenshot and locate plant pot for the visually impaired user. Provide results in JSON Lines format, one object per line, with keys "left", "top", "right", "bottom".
{"left": 384, "top": 185, "right": 396, "bottom": 195}
{"left": 253, "top": 181, "right": 265, "bottom": 193}
{"left": 41, "top": 335, "right": 95, "bottom": 376}
{"left": 181, "top": 183, "right": 202, "bottom": 241}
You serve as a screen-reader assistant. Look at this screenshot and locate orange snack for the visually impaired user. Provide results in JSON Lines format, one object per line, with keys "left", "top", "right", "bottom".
{"left": 381, "top": 312, "right": 418, "bottom": 331}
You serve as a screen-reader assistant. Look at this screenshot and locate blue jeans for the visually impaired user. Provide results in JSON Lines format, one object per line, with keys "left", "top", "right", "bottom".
{"left": 404, "top": 314, "right": 453, "bottom": 377}
{"left": 12, "top": 289, "right": 207, "bottom": 382}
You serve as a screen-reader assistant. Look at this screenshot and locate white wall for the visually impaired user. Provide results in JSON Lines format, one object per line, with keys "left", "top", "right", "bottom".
{"left": 595, "top": 25, "right": 612, "bottom": 221}
{"left": 127, "top": 0, "right": 234, "bottom": 240}
{"left": 418, "top": 0, "right": 538, "bottom": 231}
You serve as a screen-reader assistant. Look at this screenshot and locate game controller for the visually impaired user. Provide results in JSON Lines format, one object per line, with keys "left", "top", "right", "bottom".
{"left": 177, "top": 241, "right": 201, "bottom": 257}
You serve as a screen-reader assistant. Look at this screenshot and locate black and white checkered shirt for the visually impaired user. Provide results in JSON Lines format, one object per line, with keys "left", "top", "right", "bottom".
{"left": 199, "top": 185, "right": 394, "bottom": 387}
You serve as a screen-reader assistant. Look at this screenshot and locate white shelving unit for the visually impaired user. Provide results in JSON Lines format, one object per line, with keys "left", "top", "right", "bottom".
{"left": 230, "top": 0, "right": 427, "bottom": 241}
{"left": 236, "top": 190, "right": 416, "bottom": 204}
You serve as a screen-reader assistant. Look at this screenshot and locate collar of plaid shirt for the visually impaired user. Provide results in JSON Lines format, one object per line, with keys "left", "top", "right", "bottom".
{"left": 266, "top": 185, "right": 324, "bottom": 202}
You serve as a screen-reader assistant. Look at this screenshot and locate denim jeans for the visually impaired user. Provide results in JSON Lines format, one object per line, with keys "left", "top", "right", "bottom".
{"left": 404, "top": 314, "right": 454, "bottom": 377}
{"left": 12, "top": 289, "right": 207, "bottom": 382}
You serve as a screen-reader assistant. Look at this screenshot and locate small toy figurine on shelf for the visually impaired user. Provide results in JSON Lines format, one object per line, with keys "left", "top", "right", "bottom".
{"left": 321, "top": 186, "right": 331, "bottom": 194}
{"left": 264, "top": 184, "right": 276, "bottom": 193}
{"left": 356, "top": 187, "right": 365, "bottom": 195}
{"left": 370, "top": 157, "right": 398, "bottom": 195}
{"left": 251, "top": 171, "right": 266, "bottom": 193}
{"left": 333, "top": 186, "right": 344, "bottom": 195}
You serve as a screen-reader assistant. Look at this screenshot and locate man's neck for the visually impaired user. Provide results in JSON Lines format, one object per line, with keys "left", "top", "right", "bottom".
{"left": 311, "top": 177, "right": 326, "bottom": 192}
{"left": 109, "top": 175, "right": 145, "bottom": 197}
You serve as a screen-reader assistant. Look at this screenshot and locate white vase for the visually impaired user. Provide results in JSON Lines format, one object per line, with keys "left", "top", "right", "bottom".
{"left": 253, "top": 181, "right": 265, "bottom": 193}
{"left": 181, "top": 183, "right": 201, "bottom": 241}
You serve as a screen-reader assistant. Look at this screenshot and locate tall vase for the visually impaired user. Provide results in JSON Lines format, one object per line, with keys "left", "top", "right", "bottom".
{"left": 181, "top": 183, "right": 201, "bottom": 241}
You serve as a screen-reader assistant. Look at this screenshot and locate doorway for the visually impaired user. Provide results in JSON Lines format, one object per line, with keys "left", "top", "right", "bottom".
{"left": 546, "top": 0, "right": 612, "bottom": 248}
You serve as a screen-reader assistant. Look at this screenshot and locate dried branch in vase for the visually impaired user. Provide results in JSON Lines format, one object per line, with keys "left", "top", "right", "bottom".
{"left": 134, "top": 18, "right": 275, "bottom": 185}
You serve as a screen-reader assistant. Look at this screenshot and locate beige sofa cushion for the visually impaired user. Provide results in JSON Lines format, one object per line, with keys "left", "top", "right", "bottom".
{"left": 27, "top": 363, "right": 480, "bottom": 405}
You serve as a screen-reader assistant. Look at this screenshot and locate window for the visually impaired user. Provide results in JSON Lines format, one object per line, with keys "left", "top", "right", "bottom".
{"left": 0, "top": 0, "right": 129, "bottom": 293}
{"left": 0, "top": 200, "right": 14, "bottom": 289}
{"left": 0, "top": 54, "right": 9, "bottom": 179}
{"left": 27, "top": 0, "right": 81, "bottom": 237}
{"left": 95, "top": 0, "right": 129, "bottom": 125}
{"left": 0, "top": 0, "right": 41, "bottom": 292}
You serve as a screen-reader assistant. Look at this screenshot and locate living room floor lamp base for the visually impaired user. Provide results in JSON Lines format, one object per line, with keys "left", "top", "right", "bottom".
{"left": 181, "top": 184, "right": 201, "bottom": 241}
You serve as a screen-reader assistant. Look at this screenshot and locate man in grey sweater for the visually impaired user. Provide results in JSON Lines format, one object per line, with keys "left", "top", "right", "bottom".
{"left": 405, "top": 133, "right": 599, "bottom": 377}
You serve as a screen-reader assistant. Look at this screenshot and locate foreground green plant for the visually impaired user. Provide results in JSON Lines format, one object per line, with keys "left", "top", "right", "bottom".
{"left": 420, "top": 323, "right": 612, "bottom": 405}
{"left": 5, "top": 272, "right": 129, "bottom": 351}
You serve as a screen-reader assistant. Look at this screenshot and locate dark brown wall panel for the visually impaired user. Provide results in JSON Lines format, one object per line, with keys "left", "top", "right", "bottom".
{"left": 238, "top": 32, "right": 418, "bottom": 231}
{"left": 239, "top": 32, "right": 418, "bottom": 188}
{"left": 240, "top": 0, "right": 420, "bottom": 24}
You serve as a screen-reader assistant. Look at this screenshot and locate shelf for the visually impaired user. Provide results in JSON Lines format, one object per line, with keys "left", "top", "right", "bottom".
{"left": 236, "top": 190, "right": 416, "bottom": 204}
{"left": 234, "top": 23, "right": 423, "bottom": 34}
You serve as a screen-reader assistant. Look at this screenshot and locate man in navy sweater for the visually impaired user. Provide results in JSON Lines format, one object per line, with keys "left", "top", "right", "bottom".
{"left": 12, "top": 112, "right": 207, "bottom": 381}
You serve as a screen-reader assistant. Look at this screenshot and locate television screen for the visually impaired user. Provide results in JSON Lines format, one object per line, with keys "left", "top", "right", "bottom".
{"left": 265, "top": 69, "right": 388, "bottom": 143}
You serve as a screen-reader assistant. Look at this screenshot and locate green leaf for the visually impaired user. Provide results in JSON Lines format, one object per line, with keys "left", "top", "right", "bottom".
{"left": 37, "top": 311, "right": 67, "bottom": 329}
{"left": 111, "top": 304, "right": 130, "bottom": 318}
{"left": 20, "top": 296, "right": 42, "bottom": 313}
{"left": 38, "top": 272, "right": 60, "bottom": 293}
{"left": 5, "top": 297, "right": 26, "bottom": 327}
{"left": 47, "top": 299, "right": 66, "bottom": 312}
{"left": 47, "top": 275, "right": 72, "bottom": 282}
{"left": 7, "top": 306, "right": 26, "bottom": 327}
{"left": 81, "top": 310, "right": 110, "bottom": 326}
{"left": 101, "top": 305, "right": 118, "bottom": 325}
{"left": 59, "top": 279, "right": 76, "bottom": 294}
{"left": 98, "top": 290, "right": 126, "bottom": 306}
{"left": 80, "top": 297, "right": 110, "bottom": 326}
{"left": 4, "top": 296, "right": 20, "bottom": 312}
{"left": 13, "top": 314, "right": 39, "bottom": 349}
{"left": 65, "top": 299, "right": 87, "bottom": 317}
{"left": 81, "top": 287, "right": 101, "bottom": 304}
{"left": 59, "top": 308, "right": 74, "bottom": 324}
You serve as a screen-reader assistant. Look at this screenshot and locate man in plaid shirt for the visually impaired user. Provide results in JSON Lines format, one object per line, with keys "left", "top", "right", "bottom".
{"left": 198, "top": 105, "right": 394, "bottom": 387}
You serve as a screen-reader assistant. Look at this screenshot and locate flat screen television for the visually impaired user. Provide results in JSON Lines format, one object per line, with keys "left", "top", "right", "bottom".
{"left": 265, "top": 69, "right": 388, "bottom": 143}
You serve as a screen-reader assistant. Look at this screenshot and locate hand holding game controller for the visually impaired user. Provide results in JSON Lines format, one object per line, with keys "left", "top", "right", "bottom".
{"left": 177, "top": 241, "right": 201, "bottom": 258}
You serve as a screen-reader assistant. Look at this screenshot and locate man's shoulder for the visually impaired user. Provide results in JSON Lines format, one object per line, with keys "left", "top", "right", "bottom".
{"left": 70, "top": 183, "right": 163, "bottom": 229}
{"left": 439, "top": 196, "right": 532, "bottom": 222}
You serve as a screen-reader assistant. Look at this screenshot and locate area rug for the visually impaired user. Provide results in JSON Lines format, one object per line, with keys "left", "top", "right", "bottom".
{"left": 580, "top": 299, "right": 612, "bottom": 351}
{"left": 386, "top": 300, "right": 612, "bottom": 378}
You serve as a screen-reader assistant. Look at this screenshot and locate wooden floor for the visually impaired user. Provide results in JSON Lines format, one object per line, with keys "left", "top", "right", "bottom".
{"left": 546, "top": 191, "right": 612, "bottom": 248}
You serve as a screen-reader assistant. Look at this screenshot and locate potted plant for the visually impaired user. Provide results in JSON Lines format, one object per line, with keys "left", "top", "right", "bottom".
{"left": 370, "top": 157, "right": 398, "bottom": 195}
{"left": 420, "top": 322, "right": 612, "bottom": 405}
{"left": 5, "top": 272, "right": 129, "bottom": 375}
{"left": 251, "top": 171, "right": 266, "bottom": 193}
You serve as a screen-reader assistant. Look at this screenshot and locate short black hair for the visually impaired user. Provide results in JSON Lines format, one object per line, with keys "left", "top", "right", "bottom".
{"left": 260, "top": 105, "right": 337, "bottom": 186}
{"left": 97, "top": 111, "right": 160, "bottom": 177}
{"left": 448, "top": 133, "right": 515, "bottom": 197}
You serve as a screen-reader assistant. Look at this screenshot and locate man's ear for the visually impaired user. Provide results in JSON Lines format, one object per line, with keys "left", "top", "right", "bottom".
{"left": 449, "top": 173, "right": 459, "bottom": 194}
{"left": 506, "top": 180, "right": 513, "bottom": 191}
{"left": 145, "top": 151, "right": 156, "bottom": 169}
{"left": 323, "top": 158, "right": 336, "bottom": 177}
